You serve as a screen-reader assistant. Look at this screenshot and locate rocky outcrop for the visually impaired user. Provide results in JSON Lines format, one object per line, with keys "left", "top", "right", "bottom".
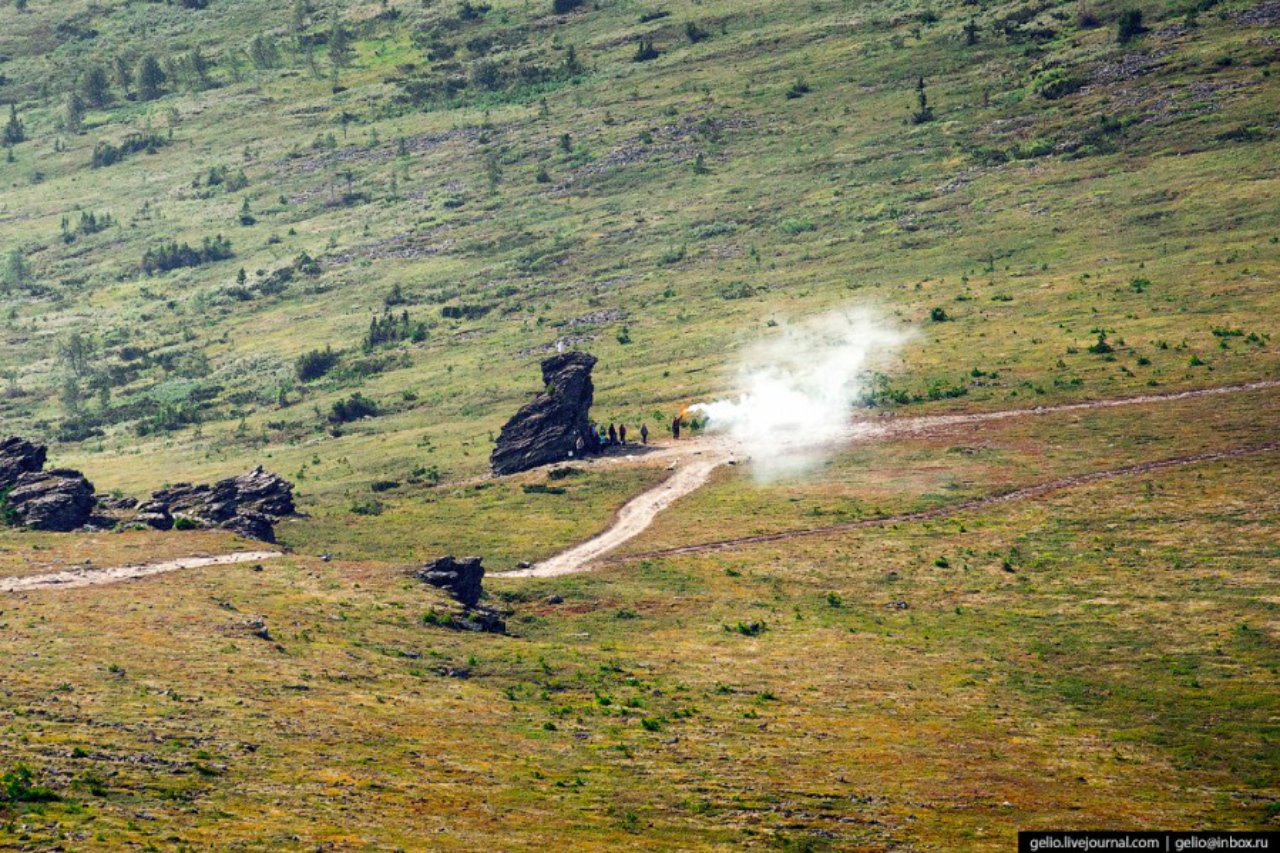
{"left": 0, "top": 436, "right": 47, "bottom": 490}
{"left": 136, "top": 466, "right": 296, "bottom": 542}
{"left": 490, "top": 351, "right": 598, "bottom": 475}
{"left": 416, "top": 555, "right": 485, "bottom": 607}
{"left": 1, "top": 437, "right": 98, "bottom": 531}
{"left": 415, "top": 555, "right": 505, "bottom": 633}
{"left": 6, "top": 469, "right": 97, "bottom": 532}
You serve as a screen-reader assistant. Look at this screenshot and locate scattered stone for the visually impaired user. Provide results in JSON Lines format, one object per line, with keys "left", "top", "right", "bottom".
{"left": 137, "top": 466, "right": 295, "bottom": 542}
{"left": 416, "top": 556, "right": 485, "bottom": 607}
{"left": 455, "top": 609, "right": 506, "bottom": 633}
{"left": 415, "top": 556, "right": 506, "bottom": 633}
{"left": 135, "top": 505, "right": 173, "bottom": 531}
{"left": 545, "top": 594, "right": 564, "bottom": 604}
{"left": 243, "top": 617, "right": 272, "bottom": 641}
{"left": 490, "top": 351, "right": 598, "bottom": 475}
{"left": 886, "top": 600, "right": 910, "bottom": 610}
{"left": 517, "top": 560, "right": 533, "bottom": 569}
{"left": 320, "top": 553, "right": 333, "bottom": 562}
{"left": 97, "top": 495, "right": 138, "bottom": 511}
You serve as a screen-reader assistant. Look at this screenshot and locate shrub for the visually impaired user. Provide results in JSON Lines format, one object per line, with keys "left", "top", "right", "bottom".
{"left": 1117, "top": 8, "right": 1145, "bottom": 43}
{"left": 1, "top": 764, "right": 59, "bottom": 803}
{"left": 930, "top": 306, "right": 949, "bottom": 322}
{"left": 785, "top": 78, "right": 811, "bottom": 99}
{"left": 1034, "top": 69, "right": 1086, "bottom": 100}
{"left": 685, "top": 21, "right": 710, "bottom": 43}
{"left": 365, "top": 310, "right": 427, "bottom": 350}
{"left": 329, "top": 393, "right": 379, "bottom": 423}
{"left": 718, "top": 281, "right": 755, "bottom": 300}
{"left": 91, "top": 133, "right": 169, "bottom": 168}
{"left": 1087, "top": 332, "right": 1114, "bottom": 354}
{"left": 141, "top": 235, "right": 233, "bottom": 275}
{"left": 523, "top": 483, "right": 567, "bottom": 495}
{"left": 779, "top": 218, "right": 815, "bottom": 235}
{"left": 295, "top": 347, "right": 339, "bottom": 381}
{"left": 350, "top": 498, "right": 384, "bottom": 515}
{"left": 633, "top": 39, "right": 660, "bottom": 62}
{"left": 441, "top": 304, "right": 492, "bottom": 320}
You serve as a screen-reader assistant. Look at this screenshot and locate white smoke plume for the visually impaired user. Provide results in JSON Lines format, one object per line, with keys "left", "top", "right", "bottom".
{"left": 687, "top": 306, "right": 911, "bottom": 481}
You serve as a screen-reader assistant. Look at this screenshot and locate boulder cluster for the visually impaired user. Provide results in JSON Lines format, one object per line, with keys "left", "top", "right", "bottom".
{"left": 1, "top": 435, "right": 294, "bottom": 541}
{"left": 136, "top": 466, "right": 296, "bottom": 542}
{"left": 490, "top": 351, "right": 597, "bottom": 476}
{"left": 416, "top": 555, "right": 506, "bottom": 633}
{"left": 0, "top": 436, "right": 97, "bottom": 531}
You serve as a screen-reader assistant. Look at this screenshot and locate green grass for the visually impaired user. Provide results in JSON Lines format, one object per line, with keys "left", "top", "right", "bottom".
{"left": 1, "top": 0, "right": 1278, "bottom": 847}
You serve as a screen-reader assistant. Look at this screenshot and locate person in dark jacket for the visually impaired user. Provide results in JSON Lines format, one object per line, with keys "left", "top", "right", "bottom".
{"left": 608, "top": 423, "right": 617, "bottom": 445}
{"left": 640, "top": 423, "right": 649, "bottom": 445}
{"left": 671, "top": 414, "right": 681, "bottom": 439}
{"left": 619, "top": 424, "right": 627, "bottom": 445}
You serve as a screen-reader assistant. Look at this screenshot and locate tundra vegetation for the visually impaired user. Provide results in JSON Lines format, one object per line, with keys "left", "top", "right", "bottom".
{"left": 0, "top": 0, "right": 1277, "bottom": 848}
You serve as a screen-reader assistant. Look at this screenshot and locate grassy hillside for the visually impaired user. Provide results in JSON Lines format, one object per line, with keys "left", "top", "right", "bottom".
{"left": 1, "top": 0, "right": 1278, "bottom": 848}
{"left": 0, "top": 0, "right": 1276, "bottom": 512}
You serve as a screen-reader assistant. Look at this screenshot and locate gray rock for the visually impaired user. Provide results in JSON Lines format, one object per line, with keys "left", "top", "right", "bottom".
{"left": 0, "top": 436, "right": 46, "bottom": 491}
{"left": 97, "top": 495, "right": 138, "bottom": 510}
{"left": 6, "top": 469, "right": 97, "bottom": 532}
{"left": 490, "top": 352, "right": 598, "bottom": 475}
{"left": 139, "top": 466, "right": 295, "bottom": 542}
{"left": 416, "top": 556, "right": 485, "bottom": 607}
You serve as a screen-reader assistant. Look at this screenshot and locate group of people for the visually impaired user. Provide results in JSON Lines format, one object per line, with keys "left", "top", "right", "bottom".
{"left": 588, "top": 421, "right": 649, "bottom": 449}
{"left": 574, "top": 412, "right": 688, "bottom": 457}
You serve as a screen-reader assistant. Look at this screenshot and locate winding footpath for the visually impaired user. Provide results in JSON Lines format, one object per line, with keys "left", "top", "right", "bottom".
{"left": 497, "top": 451, "right": 733, "bottom": 578}
{"left": 494, "top": 379, "right": 1280, "bottom": 578}
{"left": 0, "top": 551, "right": 283, "bottom": 593}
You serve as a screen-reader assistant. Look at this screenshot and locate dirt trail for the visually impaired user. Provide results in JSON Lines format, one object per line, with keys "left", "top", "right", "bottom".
{"left": 495, "top": 451, "right": 732, "bottom": 578}
{"left": 1, "top": 550, "right": 283, "bottom": 593}
{"left": 495, "top": 379, "right": 1280, "bottom": 578}
{"left": 612, "top": 442, "right": 1280, "bottom": 562}
{"left": 854, "top": 378, "right": 1280, "bottom": 441}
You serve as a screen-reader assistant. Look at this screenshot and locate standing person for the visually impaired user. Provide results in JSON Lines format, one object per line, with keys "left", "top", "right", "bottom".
{"left": 640, "top": 423, "right": 649, "bottom": 445}
{"left": 619, "top": 424, "right": 627, "bottom": 445}
{"left": 608, "top": 423, "right": 617, "bottom": 445}
{"left": 598, "top": 424, "right": 608, "bottom": 447}
{"left": 671, "top": 414, "right": 681, "bottom": 440}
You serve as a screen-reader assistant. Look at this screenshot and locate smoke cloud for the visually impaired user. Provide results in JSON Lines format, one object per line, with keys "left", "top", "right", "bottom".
{"left": 688, "top": 306, "right": 910, "bottom": 481}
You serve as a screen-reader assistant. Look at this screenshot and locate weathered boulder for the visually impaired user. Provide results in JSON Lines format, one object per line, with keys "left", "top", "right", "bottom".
{"left": 6, "top": 469, "right": 97, "bottom": 532}
{"left": 416, "top": 556, "right": 485, "bottom": 607}
{"left": 490, "top": 351, "right": 597, "bottom": 475}
{"left": 415, "top": 556, "right": 506, "bottom": 633}
{"left": 137, "top": 466, "right": 296, "bottom": 542}
{"left": 0, "top": 436, "right": 47, "bottom": 491}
